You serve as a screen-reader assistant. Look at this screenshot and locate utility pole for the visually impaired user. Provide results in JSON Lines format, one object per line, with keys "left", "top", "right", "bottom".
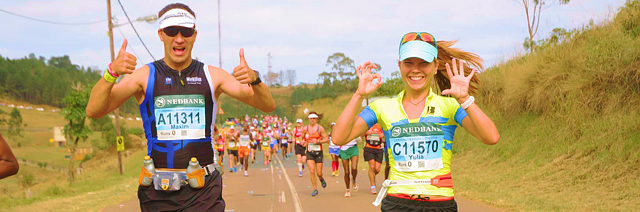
{"left": 106, "top": 0, "right": 123, "bottom": 175}
{"left": 218, "top": 0, "right": 222, "bottom": 68}
{"left": 267, "top": 52, "right": 272, "bottom": 86}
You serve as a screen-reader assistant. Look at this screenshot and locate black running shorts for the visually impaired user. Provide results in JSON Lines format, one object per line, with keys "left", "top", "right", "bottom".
{"left": 306, "top": 151, "right": 323, "bottom": 163}
{"left": 381, "top": 195, "right": 457, "bottom": 212}
{"left": 364, "top": 147, "right": 384, "bottom": 163}
{"left": 295, "top": 144, "right": 306, "bottom": 155}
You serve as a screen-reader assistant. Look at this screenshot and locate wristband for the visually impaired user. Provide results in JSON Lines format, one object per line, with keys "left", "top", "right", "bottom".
{"left": 103, "top": 68, "right": 118, "bottom": 83}
{"left": 461, "top": 96, "right": 475, "bottom": 110}
{"left": 108, "top": 63, "right": 120, "bottom": 78}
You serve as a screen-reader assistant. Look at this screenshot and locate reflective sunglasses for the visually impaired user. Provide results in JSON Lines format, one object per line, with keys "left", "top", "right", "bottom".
{"left": 400, "top": 32, "right": 437, "bottom": 48}
{"left": 163, "top": 26, "right": 196, "bottom": 37}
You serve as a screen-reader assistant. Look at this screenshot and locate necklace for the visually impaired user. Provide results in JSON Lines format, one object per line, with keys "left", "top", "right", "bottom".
{"left": 406, "top": 93, "right": 429, "bottom": 106}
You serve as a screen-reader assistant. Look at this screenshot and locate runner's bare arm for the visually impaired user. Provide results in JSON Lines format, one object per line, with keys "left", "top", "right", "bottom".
{"left": 86, "top": 39, "right": 142, "bottom": 119}
{"left": 319, "top": 127, "right": 329, "bottom": 144}
{"left": 212, "top": 66, "right": 275, "bottom": 113}
{"left": 0, "top": 133, "right": 19, "bottom": 179}
{"left": 460, "top": 105, "right": 499, "bottom": 145}
{"left": 86, "top": 66, "right": 146, "bottom": 119}
{"left": 334, "top": 62, "right": 381, "bottom": 146}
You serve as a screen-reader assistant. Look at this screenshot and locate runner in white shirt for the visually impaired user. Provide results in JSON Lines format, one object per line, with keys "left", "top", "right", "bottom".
{"left": 340, "top": 137, "right": 360, "bottom": 197}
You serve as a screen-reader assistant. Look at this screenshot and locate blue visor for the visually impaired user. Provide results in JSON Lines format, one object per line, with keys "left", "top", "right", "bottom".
{"left": 399, "top": 40, "right": 438, "bottom": 62}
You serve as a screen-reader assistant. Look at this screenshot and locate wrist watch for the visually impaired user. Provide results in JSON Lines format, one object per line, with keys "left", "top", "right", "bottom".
{"left": 250, "top": 70, "right": 262, "bottom": 85}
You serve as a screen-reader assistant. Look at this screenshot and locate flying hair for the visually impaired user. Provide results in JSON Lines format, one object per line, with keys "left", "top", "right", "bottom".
{"left": 434, "top": 40, "right": 482, "bottom": 96}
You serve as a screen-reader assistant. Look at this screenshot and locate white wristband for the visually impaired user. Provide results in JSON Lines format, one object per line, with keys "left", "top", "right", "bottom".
{"left": 461, "top": 96, "right": 475, "bottom": 110}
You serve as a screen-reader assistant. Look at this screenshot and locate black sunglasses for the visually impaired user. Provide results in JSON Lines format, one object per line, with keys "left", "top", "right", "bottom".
{"left": 163, "top": 26, "right": 196, "bottom": 37}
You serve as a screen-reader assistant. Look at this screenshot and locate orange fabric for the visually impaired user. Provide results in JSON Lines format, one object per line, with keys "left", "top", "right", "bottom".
{"left": 138, "top": 166, "right": 153, "bottom": 186}
{"left": 305, "top": 125, "right": 322, "bottom": 151}
{"left": 238, "top": 147, "right": 251, "bottom": 158}
{"left": 387, "top": 193, "right": 454, "bottom": 202}
{"left": 365, "top": 124, "right": 384, "bottom": 149}
{"left": 186, "top": 168, "right": 206, "bottom": 189}
{"left": 430, "top": 172, "right": 453, "bottom": 188}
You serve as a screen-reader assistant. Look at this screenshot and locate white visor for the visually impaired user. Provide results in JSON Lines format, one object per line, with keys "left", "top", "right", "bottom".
{"left": 308, "top": 114, "right": 319, "bottom": 119}
{"left": 296, "top": 119, "right": 303, "bottom": 123}
{"left": 159, "top": 8, "right": 195, "bottom": 29}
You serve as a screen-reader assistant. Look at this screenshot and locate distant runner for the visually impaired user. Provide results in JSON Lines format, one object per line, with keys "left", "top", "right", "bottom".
{"left": 328, "top": 122, "right": 341, "bottom": 177}
{"left": 294, "top": 119, "right": 306, "bottom": 177}
{"left": 302, "top": 112, "right": 329, "bottom": 196}
{"left": 340, "top": 137, "right": 360, "bottom": 197}
{"left": 364, "top": 123, "right": 385, "bottom": 194}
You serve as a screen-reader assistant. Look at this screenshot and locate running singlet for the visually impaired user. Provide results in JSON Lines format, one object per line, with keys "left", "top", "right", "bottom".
{"left": 280, "top": 133, "right": 289, "bottom": 144}
{"left": 139, "top": 60, "right": 217, "bottom": 169}
{"left": 227, "top": 132, "right": 239, "bottom": 150}
{"left": 294, "top": 127, "right": 304, "bottom": 145}
{"left": 365, "top": 124, "right": 384, "bottom": 149}
{"left": 239, "top": 134, "right": 251, "bottom": 147}
{"left": 358, "top": 90, "right": 467, "bottom": 197}
{"left": 306, "top": 126, "right": 322, "bottom": 152}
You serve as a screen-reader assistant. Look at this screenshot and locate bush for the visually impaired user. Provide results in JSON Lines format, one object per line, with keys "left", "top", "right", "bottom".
{"left": 45, "top": 184, "right": 65, "bottom": 196}
{"left": 20, "top": 172, "right": 36, "bottom": 188}
{"left": 615, "top": 0, "right": 640, "bottom": 37}
{"left": 81, "top": 152, "right": 95, "bottom": 162}
{"left": 128, "top": 127, "right": 144, "bottom": 137}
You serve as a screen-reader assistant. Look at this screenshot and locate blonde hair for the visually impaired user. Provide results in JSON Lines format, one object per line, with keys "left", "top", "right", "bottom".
{"left": 434, "top": 40, "right": 483, "bottom": 96}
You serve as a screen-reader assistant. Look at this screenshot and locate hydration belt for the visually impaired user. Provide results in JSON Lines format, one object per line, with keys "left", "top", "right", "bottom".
{"left": 147, "top": 164, "right": 218, "bottom": 192}
{"left": 372, "top": 172, "right": 453, "bottom": 206}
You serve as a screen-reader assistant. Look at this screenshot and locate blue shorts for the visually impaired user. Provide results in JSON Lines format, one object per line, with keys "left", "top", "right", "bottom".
{"left": 270, "top": 143, "right": 277, "bottom": 149}
{"left": 329, "top": 146, "right": 340, "bottom": 155}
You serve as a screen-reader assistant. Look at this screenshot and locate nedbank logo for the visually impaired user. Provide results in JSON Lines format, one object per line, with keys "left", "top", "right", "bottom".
{"left": 392, "top": 127, "right": 402, "bottom": 137}
{"left": 155, "top": 97, "right": 166, "bottom": 108}
{"left": 391, "top": 123, "right": 442, "bottom": 137}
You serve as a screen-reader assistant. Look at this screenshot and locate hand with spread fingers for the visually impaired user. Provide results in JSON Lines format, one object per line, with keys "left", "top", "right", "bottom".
{"left": 111, "top": 38, "right": 138, "bottom": 76}
{"left": 233, "top": 48, "right": 258, "bottom": 84}
{"left": 442, "top": 58, "right": 476, "bottom": 103}
{"left": 355, "top": 61, "right": 383, "bottom": 96}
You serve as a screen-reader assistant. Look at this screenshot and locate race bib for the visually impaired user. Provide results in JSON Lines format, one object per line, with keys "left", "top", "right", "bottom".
{"left": 389, "top": 122, "right": 444, "bottom": 172}
{"left": 239, "top": 136, "right": 250, "bottom": 147}
{"left": 366, "top": 134, "right": 382, "bottom": 146}
{"left": 154, "top": 95, "right": 205, "bottom": 140}
{"left": 281, "top": 138, "right": 288, "bottom": 144}
{"left": 262, "top": 141, "right": 269, "bottom": 146}
{"left": 228, "top": 141, "right": 236, "bottom": 148}
{"left": 295, "top": 137, "right": 302, "bottom": 144}
{"left": 308, "top": 143, "right": 321, "bottom": 151}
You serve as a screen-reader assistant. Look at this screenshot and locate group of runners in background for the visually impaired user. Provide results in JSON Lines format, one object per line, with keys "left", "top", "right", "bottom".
{"left": 212, "top": 113, "right": 388, "bottom": 197}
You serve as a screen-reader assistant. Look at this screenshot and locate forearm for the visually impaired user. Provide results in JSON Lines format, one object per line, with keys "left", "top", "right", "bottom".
{"left": 251, "top": 83, "right": 276, "bottom": 112}
{"left": 86, "top": 78, "right": 115, "bottom": 118}
{"left": 333, "top": 94, "right": 366, "bottom": 145}
{"left": 464, "top": 103, "right": 499, "bottom": 145}
{"left": 0, "top": 160, "right": 19, "bottom": 179}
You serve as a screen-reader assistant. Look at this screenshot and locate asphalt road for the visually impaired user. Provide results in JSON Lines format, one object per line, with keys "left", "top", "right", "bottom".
{"left": 102, "top": 150, "right": 501, "bottom": 212}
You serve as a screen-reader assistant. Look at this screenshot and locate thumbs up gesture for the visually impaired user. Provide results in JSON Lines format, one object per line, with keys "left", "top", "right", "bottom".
{"left": 111, "top": 39, "right": 138, "bottom": 76}
{"left": 233, "top": 48, "right": 258, "bottom": 84}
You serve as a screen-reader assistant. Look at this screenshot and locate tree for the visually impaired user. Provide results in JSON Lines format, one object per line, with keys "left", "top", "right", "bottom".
{"left": 8, "top": 108, "right": 26, "bottom": 140}
{"left": 326, "top": 53, "right": 356, "bottom": 91}
{"left": 519, "top": 0, "right": 570, "bottom": 53}
{"left": 286, "top": 69, "right": 296, "bottom": 86}
{"left": 277, "top": 70, "right": 286, "bottom": 86}
{"left": 62, "top": 83, "right": 92, "bottom": 184}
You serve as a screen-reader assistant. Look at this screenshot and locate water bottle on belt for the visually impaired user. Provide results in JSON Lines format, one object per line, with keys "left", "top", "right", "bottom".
{"left": 139, "top": 156, "right": 155, "bottom": 186}
{"left": 186, "top": 157, "right": 205, "bottom": 189}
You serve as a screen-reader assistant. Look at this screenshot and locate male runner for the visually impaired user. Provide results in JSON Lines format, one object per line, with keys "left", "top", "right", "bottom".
{"left": 85, "top": 3, "right": 275, "bottom": 211}
{"left": 237, "top": 125, "right": 254, "bottom": 177}
{"left": 226, "top": 125, "right": 240, "bottom": 172}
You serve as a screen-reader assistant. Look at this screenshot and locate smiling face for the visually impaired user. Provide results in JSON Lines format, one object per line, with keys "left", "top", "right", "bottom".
{"left": 158, "top": 26, "right": 197, "bottom": 67}
{"left": 398, "top": 57, "right": 439, "bottom": 92}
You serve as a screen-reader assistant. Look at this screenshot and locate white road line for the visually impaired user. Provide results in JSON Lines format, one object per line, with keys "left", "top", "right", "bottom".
{"left": 270, "top": 161, "right": 275, "bottom": 212}
{"left": 281, "top": 190, "right": 286, "bottom": 203}
{"left": 275, "top": 155, "right": 303, "bottom": 212}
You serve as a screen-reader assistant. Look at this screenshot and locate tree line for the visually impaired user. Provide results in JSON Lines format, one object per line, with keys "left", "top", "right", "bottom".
{"left": 0, "top": 54, "right": 140, "bottom": 115}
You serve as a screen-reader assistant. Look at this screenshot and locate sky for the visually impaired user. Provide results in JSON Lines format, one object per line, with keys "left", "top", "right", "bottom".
{"left": 0, "top": 0, "right": 628, "bottom": 84}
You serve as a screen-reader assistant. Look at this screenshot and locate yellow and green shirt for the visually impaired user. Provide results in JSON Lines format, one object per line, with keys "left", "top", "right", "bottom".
{"left": 358, "top": 89, "right": 467, "bottom": 197}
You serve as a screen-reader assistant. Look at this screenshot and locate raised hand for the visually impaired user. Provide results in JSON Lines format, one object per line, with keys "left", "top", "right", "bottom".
{"left": 111, "top": 39, "right": 138, "bottom": 76}
{"left": 233, "top": 48, "right": 258, "bottom": 84}
{"left": 442, "top": 58, "right": 476, "bottom": 102}
{"left": 355, "top": 61, "right": 383, "bottom": 96}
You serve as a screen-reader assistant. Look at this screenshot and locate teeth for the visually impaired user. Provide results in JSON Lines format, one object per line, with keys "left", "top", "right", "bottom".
{"left": 410, "top": 76, "right": 424, "bottom": 80}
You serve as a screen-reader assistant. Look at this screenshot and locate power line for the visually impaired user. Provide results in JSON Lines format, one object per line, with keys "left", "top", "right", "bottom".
{"left": 116, "top": 0, "right": 156, "bottom": 61}
{"left": 115, "top": 26, "right": 145, "bottom": 65}
{"left": 0, "top": 8, "right": 106, "bottom": 25}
